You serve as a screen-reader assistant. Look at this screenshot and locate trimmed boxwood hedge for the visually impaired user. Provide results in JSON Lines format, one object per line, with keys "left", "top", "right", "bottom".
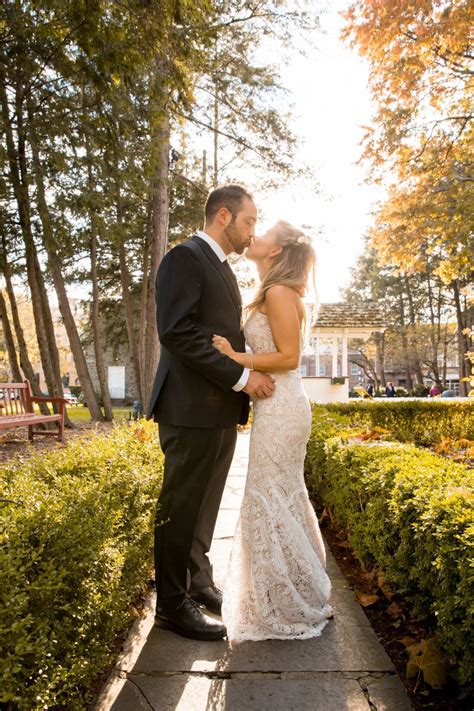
{"left": 306, "top": 407, "right": 474, "bottom": 691}
{"left": 322, "top": 400, "right": 474, "bottom": 446}
{"left": 0, "top": 421, "right": 163, "bottom": 710}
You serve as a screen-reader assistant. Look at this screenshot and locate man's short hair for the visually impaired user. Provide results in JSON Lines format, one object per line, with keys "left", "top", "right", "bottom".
{"left": 204, "top": 185, "right": 253, "bottom": 223}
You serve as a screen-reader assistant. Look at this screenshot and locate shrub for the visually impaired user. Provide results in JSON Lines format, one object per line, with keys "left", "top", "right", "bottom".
{"left": 306, "top": 409, "right": 474, "bottom": 691}
{"left": 0, "top": 421, "right": 163, "bottom": 710}
{"left": 410, "top": 384, "right": 430, "bottom": 397}
{"left": 321, "top": 400, "right": 474, "bottom": 446}
{"left": 395, "top": 387, "right": 409, "bottom": 397}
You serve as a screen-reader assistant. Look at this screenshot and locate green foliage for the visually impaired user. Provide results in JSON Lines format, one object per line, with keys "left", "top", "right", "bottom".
{"left": 410, "top": 384, "right": 430, "bottom": 398}
{"left": 0, "top": 421, "right": 163, "bottom": 709}
{"left": 321, "top": 400, "right": 474, "bottom": 446}
{"left": 306, "top": 406, "right": 474, "bottom": 690}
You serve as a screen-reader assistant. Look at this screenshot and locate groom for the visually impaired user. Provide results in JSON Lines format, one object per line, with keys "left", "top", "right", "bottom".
{"left": 147, "top": 185, "right": 275, "bottom": 640}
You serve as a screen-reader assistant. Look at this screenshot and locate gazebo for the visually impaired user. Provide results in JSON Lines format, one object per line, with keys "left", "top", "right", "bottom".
{"left": 301, "top": 302, "right": 386, "bottom": 403}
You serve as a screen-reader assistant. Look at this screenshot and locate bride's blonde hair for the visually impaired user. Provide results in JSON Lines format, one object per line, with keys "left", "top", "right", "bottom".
{"left": 246, "top": 220, "right": 316, "bottom": 316}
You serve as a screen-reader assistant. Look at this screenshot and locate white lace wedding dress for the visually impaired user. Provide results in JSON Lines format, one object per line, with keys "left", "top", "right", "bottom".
{"left": 222, "top": 311, "right": 332, "bottom": 642}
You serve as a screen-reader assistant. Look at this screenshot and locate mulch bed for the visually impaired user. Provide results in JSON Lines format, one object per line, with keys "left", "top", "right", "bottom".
{"left": 0, "top": 422, "right": 116, "bottom": 464}
{"left": 321, "top": 520, "right": 472, "bottom": 711}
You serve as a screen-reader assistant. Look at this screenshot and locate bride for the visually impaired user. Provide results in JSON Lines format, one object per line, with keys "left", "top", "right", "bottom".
{"left": 212, "top": 220, "right": 333, "bottom": 642}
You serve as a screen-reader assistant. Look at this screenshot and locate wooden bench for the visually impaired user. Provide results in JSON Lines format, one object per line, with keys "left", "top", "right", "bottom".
{"left": 0, "top": 380, "right": 66, "bottom": 442}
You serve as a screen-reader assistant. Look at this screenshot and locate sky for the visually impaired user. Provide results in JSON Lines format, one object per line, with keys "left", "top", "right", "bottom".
{"left": 254, "top": 0, "right": 383, "bottom": 303}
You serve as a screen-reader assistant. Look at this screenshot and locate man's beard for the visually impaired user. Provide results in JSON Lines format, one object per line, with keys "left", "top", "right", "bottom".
{"left": 224, "top": 220, "right": 246, "bottom": 255}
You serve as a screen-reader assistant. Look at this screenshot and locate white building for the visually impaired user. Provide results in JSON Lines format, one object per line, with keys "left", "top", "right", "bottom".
{"left": 301, "top": 302, "right": 386, "bottom": 403}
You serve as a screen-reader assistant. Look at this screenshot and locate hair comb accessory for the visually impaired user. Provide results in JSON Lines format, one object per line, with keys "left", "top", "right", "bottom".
{"left": 296, "top": 234, "right": 311, "bottom": 245}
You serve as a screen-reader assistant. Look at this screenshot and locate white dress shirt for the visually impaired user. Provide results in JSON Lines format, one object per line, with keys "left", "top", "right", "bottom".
{"left": 196, "top": 231, "right": 249, "bottom": 392}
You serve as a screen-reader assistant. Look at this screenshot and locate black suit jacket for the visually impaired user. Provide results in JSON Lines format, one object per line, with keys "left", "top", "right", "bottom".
{"left": 146, "top": 235, "right": 250, "bottom": 428}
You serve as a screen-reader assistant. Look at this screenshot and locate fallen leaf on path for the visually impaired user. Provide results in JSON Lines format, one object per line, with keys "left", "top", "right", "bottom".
{"left": 387, "top": 601, "right": 404, "bottom": 618}
{"left": 398, "top": 636, "right": 417, "bottom": 648}
{"left": 337, "top": 540, "right": 352, "bottom": 549}
{"left": 355, "top": 591, "right": 380, "bottom": 607}
{"left": 377, "top": 572, "right": 395, "bottom": 600}
{"left": 406, "top": 639, "right": 448, "bottom": 689}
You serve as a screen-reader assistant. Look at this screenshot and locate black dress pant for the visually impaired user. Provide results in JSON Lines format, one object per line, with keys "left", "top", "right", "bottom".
{"left": 154, "top": 423, "right": 237, "bottom": 606}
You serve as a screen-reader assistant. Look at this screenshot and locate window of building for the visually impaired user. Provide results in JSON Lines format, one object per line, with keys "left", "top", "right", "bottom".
{"left": 351, "top": 363, "right": 359, "bottom": 375}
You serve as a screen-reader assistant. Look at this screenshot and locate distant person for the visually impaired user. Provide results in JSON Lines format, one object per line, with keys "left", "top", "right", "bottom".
{"left": 441, "top": 388, "right": 455, "bottom": 398}
{"left": 366, "top": 382, "right": 374, "bottom": 397}
{"left": 385, "top": 382, "right": 396, "bottom": 398}
{"left": 428, "top": 383, "right": 441, "bottom": 397}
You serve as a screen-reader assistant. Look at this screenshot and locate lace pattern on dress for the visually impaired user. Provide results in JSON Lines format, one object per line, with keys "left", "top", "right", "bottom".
{"left": 222, "top": 311, "right": 332, "bottom": 642}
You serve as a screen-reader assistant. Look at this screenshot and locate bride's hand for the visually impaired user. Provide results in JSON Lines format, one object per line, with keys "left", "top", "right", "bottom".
{"left": 212, "top": 335, "right": 235, "bottom": 358}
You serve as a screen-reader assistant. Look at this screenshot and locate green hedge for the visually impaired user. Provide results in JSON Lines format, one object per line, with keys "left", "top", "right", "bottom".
{"left": 0, "top": 421, "right": 163, "bottom": 710}
{"left": 321, "top": 400, "right": 474, "bottom": 446}
{"left": 306, "top": 409, "right": 474, "bottom": 690}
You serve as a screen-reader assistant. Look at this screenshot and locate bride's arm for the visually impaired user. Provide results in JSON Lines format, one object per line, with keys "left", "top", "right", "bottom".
{"left": 213, "top": 285, "right": 302, "bottom": 372}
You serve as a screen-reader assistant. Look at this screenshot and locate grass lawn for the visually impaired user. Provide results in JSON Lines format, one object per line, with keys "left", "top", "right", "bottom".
{"left": 67, "top": 406, "right": 132, "bottom": 422}
{"left": 32, "top": 404, "right": 133, "bottom": 422}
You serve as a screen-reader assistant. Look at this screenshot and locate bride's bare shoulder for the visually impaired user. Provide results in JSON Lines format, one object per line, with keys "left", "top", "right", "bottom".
{"left": 265, "top": 284, "right": 300, "bottom": 303}
{"left": 265, "top": 285, "right": 304, "bottom": 322}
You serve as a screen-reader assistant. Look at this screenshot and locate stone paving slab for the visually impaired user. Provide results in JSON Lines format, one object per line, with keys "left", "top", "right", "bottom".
{"left": 219, "top": 487, "right": 244, "bottom": 511}
{"left": 209, "top": 540, "right": 232, "bottom": 584}
{"left": 330, "top": 588, "right": 371, "bottom": 627}
{"left": 326, "top": 556, "right": 350, "bottom": 589}
{"left": 95, "top": 432, "right": 413, "bottom": 710}
{"left": 364, "top": 674, "right": 414, "bottom": 710}
{"left": 213, "top": 508, "right": 240, "bottom": 540}
{"left": 130, "top": 614, "right": 394, "bottom": 675}
{"left": 121, "top": 674, "right": 372, "bottom": 710}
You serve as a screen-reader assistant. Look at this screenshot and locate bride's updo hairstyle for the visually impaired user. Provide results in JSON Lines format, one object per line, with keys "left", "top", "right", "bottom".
{"left": 247, "top": 220, "right": 316, "bottom": 316}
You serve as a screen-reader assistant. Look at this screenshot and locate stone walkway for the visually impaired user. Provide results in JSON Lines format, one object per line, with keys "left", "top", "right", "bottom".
{"left": 95, "top": 433, "right": 413, "bottom": 710}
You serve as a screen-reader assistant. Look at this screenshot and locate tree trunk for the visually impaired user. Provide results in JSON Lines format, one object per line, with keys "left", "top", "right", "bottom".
{"left": 90, "top": 229, "right": 114, "bottom": 421}
{"left": 82, "top": 132, "right": 113, "bottom": 421}
{"left": 452, "top": 279, "right": 470, "bottom": 396}
{"left": 143, "top": 111, "right": 170, "bottom": 413}
{"left": 28, "top": 116, "right": 105, "bottom": 422}
{"left": 16, "top": 87, "right": 64, "bottom": 400}
{"left": 0, "top": 289, "right": 22, "bottom": 381}
{"left": 374, "top": 331, "right": 386, "bottom": 387}
{"left": 404, "top": 276, "right": 424, "bottom": 385}
{"left": 0, "top": 246, "right": 50, "bottom": 413}
{"left": 353, "top": 347, "right": 378, "bottom": 386}
{"left": 398, "top": 293, "right": 414, "bottom": 391}
{"left": 139, "top": 200, "right": 152, "bottom": 403}
{"left": 426, "top": 270, "right": 442, "bottom": 387}
{"left": 213, "top": 85, "right": 219, "bottom": 188}
{"left": 115, "top": 176, "right": 143, "bottom": 404}
{"left": 0, "top": 73, "right": 64, "bottom": 409}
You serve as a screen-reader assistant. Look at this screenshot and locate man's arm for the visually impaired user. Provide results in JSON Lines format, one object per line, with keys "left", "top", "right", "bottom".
{"left": 156, "top": 245, "right": 244, "bottom": 390}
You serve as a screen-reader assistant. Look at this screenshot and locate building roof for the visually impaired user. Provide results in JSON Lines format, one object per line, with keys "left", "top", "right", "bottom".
{"left": 314, "top": 302, "right": 386, "bottom": 329}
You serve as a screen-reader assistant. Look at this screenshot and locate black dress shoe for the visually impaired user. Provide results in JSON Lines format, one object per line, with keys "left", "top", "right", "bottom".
{"left": 155, "top": 597, "right": 226, "bottom": 640}
{"left": 191, "top": 585, "right": 223, "bottom": 615}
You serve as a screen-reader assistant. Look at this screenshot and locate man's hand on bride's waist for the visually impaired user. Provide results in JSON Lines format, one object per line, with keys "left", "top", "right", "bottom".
{"left": 242, "top": 371, "right": 275, "bottom": 399}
